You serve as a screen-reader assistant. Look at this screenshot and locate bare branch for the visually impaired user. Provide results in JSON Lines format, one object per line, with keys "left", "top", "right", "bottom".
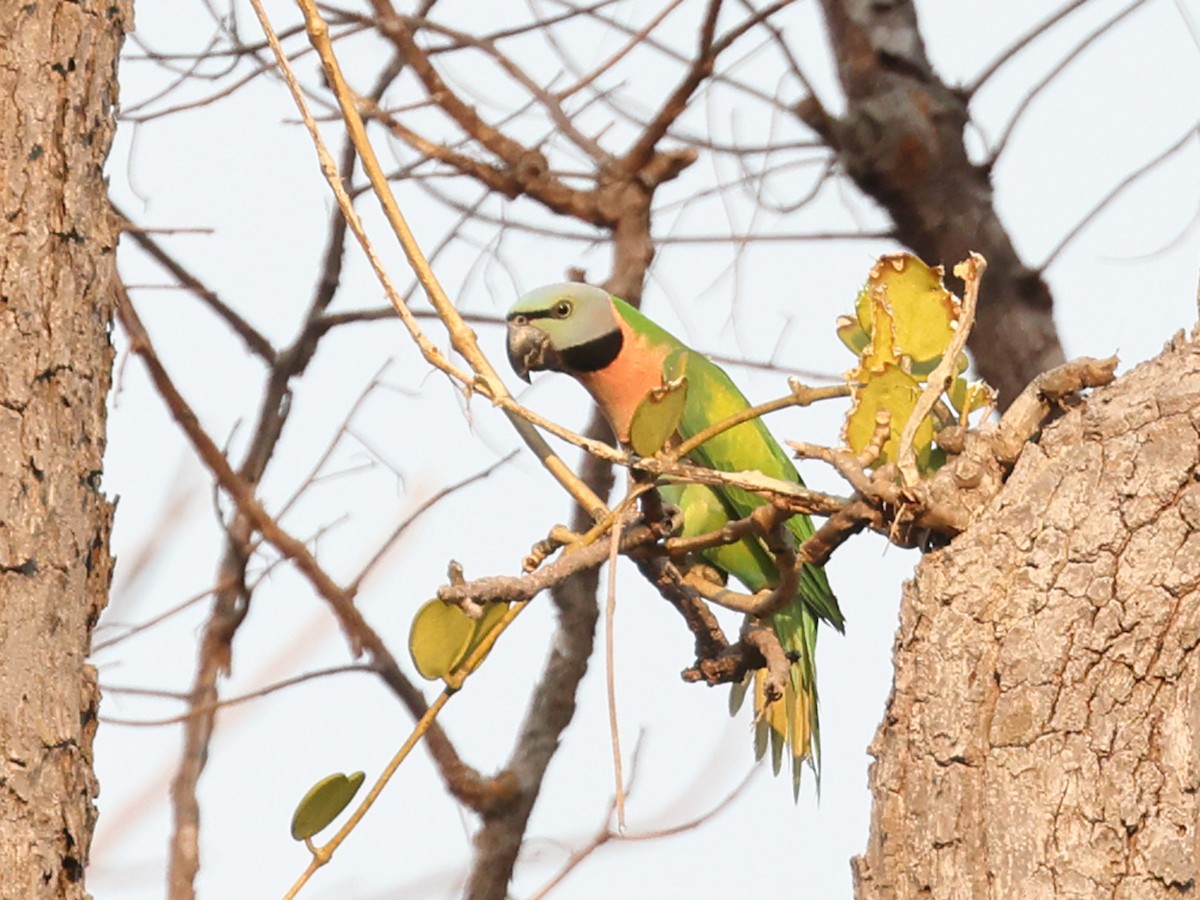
{"left": 115, "top": 204, "right": 276, "bottom": 363}
{"left": 987, "top": 0, "right": 1151, "bottom": 165}
{"left": 528, "top": 762, "right": 757, "bottom": 900}
{"left": 989, "top": 355, "right": 1120, "bottom": 464}
{"left": 967, "top": 0, "right": 1096, "bottom": 96}
{"left": 620, "top": 0, "right": 724, "bottom": 173}
{"left": 115, "top": 285, "right": 493, "bottom": 812}
{"left": 437, "top": 518, "right": 672, "bottom": 613}
{"left": 100, "top": 665, "right": 372, "bottom": 727}
{"left": 1039, "top": 125, "right": 1200, "bottom": 271}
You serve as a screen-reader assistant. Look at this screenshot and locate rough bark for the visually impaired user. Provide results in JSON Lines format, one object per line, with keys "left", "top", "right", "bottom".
{"left": 806, "top": 0, "right": 1066, "bottom": 407}
{"left": 855, "top": 325, "right": 1200, "bottom": 898}
{"left": 0, "top": 0, "right": 126, "bottom": 895}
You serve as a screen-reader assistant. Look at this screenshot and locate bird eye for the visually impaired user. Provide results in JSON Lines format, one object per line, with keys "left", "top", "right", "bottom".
{"left": 512, "top": 314, "right": 527, "bottom": 326}
{"left": 553, "top": 300, "right": 572, "bottom": 319}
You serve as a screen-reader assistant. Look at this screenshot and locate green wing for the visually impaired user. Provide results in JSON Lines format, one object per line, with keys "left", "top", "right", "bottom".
{"left": 673, "top": 343, "right": 843, "bottom": 629}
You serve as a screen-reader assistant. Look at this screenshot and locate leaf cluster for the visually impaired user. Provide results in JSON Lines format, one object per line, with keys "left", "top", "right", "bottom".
{"left": 839, "top": 254, "right": 994, "bottom": 472}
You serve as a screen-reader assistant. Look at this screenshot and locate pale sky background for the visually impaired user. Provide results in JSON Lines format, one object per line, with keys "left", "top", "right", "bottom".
{"left": 90, "top": 1, "right": 1199, "bottom": 897}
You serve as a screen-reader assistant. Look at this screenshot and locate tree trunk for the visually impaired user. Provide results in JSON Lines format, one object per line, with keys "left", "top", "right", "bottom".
{"left": 855, "top": 326, "right": 1200, "bottom": 898}
{"left": 0, "top": 0, "right": 126, "bottom": 894}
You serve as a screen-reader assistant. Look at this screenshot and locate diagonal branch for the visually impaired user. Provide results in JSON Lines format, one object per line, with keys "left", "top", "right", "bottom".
{"left": 620, "top": 0, "right": 723, "bottom": 173}
{"left": 367, "top": 2, "right": 608, "bottom": 222}
{"left": 253, "top": 0, "right": 609, "bottom": 518}
{"left": 986, "top": 0, "right": 1151, "bottom": 165}
{"left": 1039, "top": 124, "right": 1199, "bottom": 271}
{"left": 115, "top": 285, "right": 491, "bottom": 807}
{"left": 115, "top": 203, "right": 276, "bottom": 363}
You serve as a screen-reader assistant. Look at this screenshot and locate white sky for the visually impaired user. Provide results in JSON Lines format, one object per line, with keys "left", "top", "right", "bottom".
{"left": 91, "top": 1, "right": 1200, "bottom": 897}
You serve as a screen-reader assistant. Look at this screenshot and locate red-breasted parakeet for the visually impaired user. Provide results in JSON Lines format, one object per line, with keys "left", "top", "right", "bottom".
{"left": 506, "top": 282, "right": 843, "bottom": 795}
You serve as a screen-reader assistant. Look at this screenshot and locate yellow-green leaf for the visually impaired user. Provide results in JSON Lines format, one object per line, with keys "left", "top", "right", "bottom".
{"left": 835, "top": 315, "right": 870, "bottom": 356}
{"left": 861, "top": 293, "right": 898, "bottom": 371}
{"left": 909, "top": 350, "right": 969, "bottom": 379}
{"left": 948, "top": 377, "right": 996, "bottom": 419}
{"left": 291, "top": 771, "right": 365, "bottom": 841}
{"left": 459, "top": 600, "right": 510, "bottom": 676}
{"left": 629, "top": 355, "right": 688, "bottom": 457}
{"left": 857, "top": 253, "right": 960, "bottom": 365}
{"left": 409, "top": 599, "right": 475, "bottom": 681}
{"left": 948, "top": 376, "right": 968, "bottom": 414}
{"left": 843, "top": 363, "right": 934, "bottom": 466}
{"left": 853, "top": 283, "right": 874, "bottom": 335}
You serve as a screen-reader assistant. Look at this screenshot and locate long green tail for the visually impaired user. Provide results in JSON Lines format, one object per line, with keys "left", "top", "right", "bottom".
{"left": 665, "top": 482, "right": 825, "bottom": 798}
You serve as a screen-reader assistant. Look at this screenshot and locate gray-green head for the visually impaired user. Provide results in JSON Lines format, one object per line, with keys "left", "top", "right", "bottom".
{"left": 506, "top": 282, "right": 623, "bottom": 381}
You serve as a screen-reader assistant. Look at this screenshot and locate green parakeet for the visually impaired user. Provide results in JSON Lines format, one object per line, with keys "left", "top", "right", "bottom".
{"left": 506, "top": 282, "right": 843, "bottom": 796}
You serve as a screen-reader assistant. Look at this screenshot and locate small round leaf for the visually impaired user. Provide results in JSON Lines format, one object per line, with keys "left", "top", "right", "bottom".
{"left": 835, "top": 316, "right": 871, "bottom": 356}
{"left": 290, "top": 771, "right": 365, "bottom": 841}
{"left": 409, "top": 599, "right": 476, "bottom": 680}
{"left": 457, "top": 601, "right": 510, "bottom": 676}
{"left": 629, "top": 373, "right": 688, "bottom": 457}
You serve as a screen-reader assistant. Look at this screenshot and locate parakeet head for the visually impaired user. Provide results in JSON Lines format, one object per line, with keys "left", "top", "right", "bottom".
{"left": 506, "top": 282, "right": 623, "bottom": 381}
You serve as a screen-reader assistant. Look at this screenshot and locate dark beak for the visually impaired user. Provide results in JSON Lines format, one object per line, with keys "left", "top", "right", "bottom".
{"left": 506, "top": 322, "right": 556, "bottom": 382}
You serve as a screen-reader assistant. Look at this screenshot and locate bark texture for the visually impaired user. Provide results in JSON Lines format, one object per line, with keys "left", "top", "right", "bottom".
{"left": 807, "top": 0, "right": 1066, "bottom": 407}
{"left": 0, "top": 0, "right": 126, "bottom": 894}
{"left": 855, "top": 326, "right": 1200, "bottom": 898}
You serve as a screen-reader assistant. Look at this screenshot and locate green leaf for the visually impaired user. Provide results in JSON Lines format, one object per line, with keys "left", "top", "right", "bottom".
{"left": 835, "top": 315, "right": 870, "bottom": 356}
{"left": 909, "top": 350, "right": 969, "bottom": 379}
{"left": 628, "top": 352, "right": 689, "bottom": 456}
{"left": 409, "top": 599, "right": 475, "bottom": 680}
{"left": 291, "top": 771, "right": 365, "bottom": 841}
{"left": 948, "top": 376, "right": 969, "bottom": 415}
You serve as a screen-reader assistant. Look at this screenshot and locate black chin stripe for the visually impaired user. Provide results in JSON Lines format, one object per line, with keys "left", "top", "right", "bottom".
{"left": 562, "top": 328, "right": 623, "bottom": 373}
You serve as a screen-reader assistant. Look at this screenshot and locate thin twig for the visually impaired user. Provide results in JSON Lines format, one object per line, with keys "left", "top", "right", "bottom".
{"left": 896, "top": 254, "right": 984, "bottom": 485}
{"left": 257, "top": 0, "right": 608, "bottom": 517}
{"left": 987, "top": 0, "right": 1150, "bottom": 165}
{"left": 605, "top": 477, "right": 629, "bottom": 829}
{"left": 667, "top": 381, "right": 849, "bottom": 464}
{"left": 282, "top": 690, "right": 456, "bottom": 899}
{"left": 966, "top": 0, "right": 1096, "bottom": 96}
{"left": 1039, "top": 125, "right": 1200, "bottom": 271}
{"left": 100, "top": 665, "right": 371, "bottom": 727}
{"left": 94, "top": 582, "right": 225, "bottom": 653}
{"left": 528, "top": 765, "right": 758, "bottom": 899}
{"left": 115, "top": 203, "right": 276, "bottom": 362}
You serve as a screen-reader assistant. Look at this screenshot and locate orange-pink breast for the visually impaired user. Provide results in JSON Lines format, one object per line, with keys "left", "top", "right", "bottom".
{"left": 576, "top": 312, "right": 667, "bottom": 444}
